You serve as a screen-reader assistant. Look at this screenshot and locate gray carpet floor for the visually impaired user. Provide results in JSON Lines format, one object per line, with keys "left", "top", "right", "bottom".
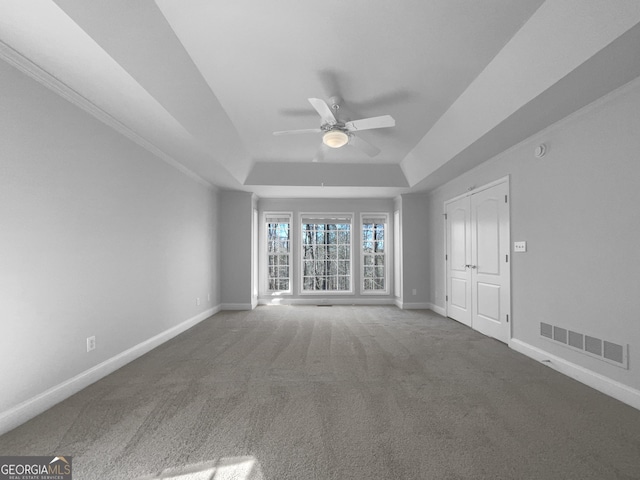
{"left": 1, "top": 306, "right": 639, "bottom": 479}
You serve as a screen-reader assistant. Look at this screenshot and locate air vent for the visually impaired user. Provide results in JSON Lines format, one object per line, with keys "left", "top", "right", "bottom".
{"left": 553, "top": 326, "right": 567, "bottom": 344}
{"left": 540, "top": 322, "right": 628, "bottom": 369}
{"left": 604, "top": 341, "right": 624, "bottom": 364}
{"left": 585, "top": 336, "right": 602, "bottom": 356}
{"left": 568, "top": 331, "right": 583, "bottom": 349}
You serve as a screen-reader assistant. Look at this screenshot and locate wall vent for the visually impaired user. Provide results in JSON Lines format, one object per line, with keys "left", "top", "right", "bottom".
{"left": 540, "top": 322, "right": 553, "bottom": 339}
{"left": 585, "top": 336, "right": 602, "bottom": 356}
{"left": 604, "top": 341, "right": 624, "bottom": 364}
{"left": 540, "top": 322, "right": 628, "bottom": 369}
{"left": 568, "top": 331, "right": 583, "bottom": 349}
{"left": 553, "top": 326, "right": 567, "bottom": 344}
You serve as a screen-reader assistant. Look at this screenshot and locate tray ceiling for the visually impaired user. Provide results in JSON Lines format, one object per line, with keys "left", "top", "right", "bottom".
{"left": 1, "top": 1, "right": 639, "bottom": 197}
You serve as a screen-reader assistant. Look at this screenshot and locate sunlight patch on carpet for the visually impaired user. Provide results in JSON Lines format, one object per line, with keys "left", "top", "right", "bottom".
{"left": 136, "top": 456, "right": 263, "bottom": 480}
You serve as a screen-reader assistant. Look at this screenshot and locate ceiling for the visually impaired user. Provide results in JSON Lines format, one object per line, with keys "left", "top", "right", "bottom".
{"left": 1, "top": 1, "right": 640, "bottom": 197}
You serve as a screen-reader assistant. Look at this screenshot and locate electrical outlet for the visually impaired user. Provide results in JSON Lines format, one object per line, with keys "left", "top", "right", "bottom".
{"left": 86, "top": 336, "right": 96, "bottom": 352}
{"left": 412, "top": 289, "right": 417, "bottom": 296}
{"left": 196, "top": 297, "right": 200, "bottom": 306}
{"left": 207, "top": 294, "right": 211, "bottom": 302}
{"left": 514, "top": 241, "right": 527, "bottom": 252}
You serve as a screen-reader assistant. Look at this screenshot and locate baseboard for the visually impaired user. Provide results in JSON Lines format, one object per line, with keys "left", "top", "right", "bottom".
{"left": 0, "top": 306, "right": 220, "bottom": 436}
{"left": 510, "top": 339, "right": 640, "bottom": 411}
{"left": 258, "top": 297, "right": 396, "bottom": 306}
{"left": 426, "top": 303, "right": 446, "bottom": 316}
{"left": 394, "top": 298, "right": 403, "bottom": 309}
{"left": 401, "top": 302, "right": 431, "bottom": 310}
{"left": 221, "top": 303, "right": 254, "bottom": 310}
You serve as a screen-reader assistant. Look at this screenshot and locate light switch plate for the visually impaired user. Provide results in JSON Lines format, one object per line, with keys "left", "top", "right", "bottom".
{"left": 514, "top": 241, "right": 527, "bottom": 252}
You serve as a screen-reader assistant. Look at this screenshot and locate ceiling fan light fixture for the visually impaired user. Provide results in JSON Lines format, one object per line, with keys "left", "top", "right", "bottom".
{"left": 322, "top": 129, "right": 349, "bottom": 148}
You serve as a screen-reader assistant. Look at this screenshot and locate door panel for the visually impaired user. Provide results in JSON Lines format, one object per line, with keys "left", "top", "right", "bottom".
{"left": 446, "top": 198, "right": 471, "bottom": 326}
{"left": 450, "top": 278, "right": 468, "bottom": 309}
{"left": 475, "top": 198, "right": 500, "bottom": 275}
{"left": 476, "top": 282, "right": 500, "bottom": 322}
{"left": 450, "top": 208, "right": 468, "bottom": 269}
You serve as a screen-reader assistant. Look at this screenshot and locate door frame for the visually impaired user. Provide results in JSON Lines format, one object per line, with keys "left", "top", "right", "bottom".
{"left": 444, "top": 175, "right": 511, "bottom": 343}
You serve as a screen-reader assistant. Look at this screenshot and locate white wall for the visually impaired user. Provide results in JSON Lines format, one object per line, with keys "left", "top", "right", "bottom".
{"left": 0, "top": 60, "right": 220, "bottom": 425}
{"left": 426, "top": 77, "right": 640, "bottom": 393}
{"left": 258, "top": 198, "right": 395, "bottom": 304}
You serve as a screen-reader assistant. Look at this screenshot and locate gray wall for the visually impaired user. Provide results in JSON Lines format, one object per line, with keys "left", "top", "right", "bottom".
{"left": 426, "top": 77, "right": 640, "bottom": 391}
{"left": 220, "top": 190, "right": 254, "bottom": 308}
{"left": 258, "top": 197, "right": 395, "bottom": 303}
{"left": 399, "top": 194, "right": 430, "bottom": 307}
{"left": 0, "top": 60, "right": 220, "bottom": 414}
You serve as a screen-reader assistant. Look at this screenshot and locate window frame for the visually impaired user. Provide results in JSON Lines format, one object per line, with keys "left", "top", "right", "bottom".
{"left": 360, "top": 212, "right": 389, "bottom": 295}
{"left": 264, "top": 211, "right": 293, "bottom": 295}
{"left": 299, "top": 212, "right": 354, "bottom": 295}
{"left": 393, "top": 209, "right": 401, "bottom": 298}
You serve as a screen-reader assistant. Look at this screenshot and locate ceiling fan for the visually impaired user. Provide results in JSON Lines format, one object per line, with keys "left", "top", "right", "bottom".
{"left": 273, "top": 97, "right": 395, "bottom": 159}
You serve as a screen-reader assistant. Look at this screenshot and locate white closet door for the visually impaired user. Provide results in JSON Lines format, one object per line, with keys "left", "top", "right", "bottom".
{"left": 446, "top": 179, "right": 510, "bottom": 343}
{"left": 470, "top": 182, "right": 510, "bottom": 343}
{"left": 446, "top": 196, "right": 472, "bottom": 327}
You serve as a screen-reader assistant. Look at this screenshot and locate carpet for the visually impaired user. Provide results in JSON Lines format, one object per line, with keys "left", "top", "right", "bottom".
{"left": 1, "top": 306, "right": 639, "bottom": 479}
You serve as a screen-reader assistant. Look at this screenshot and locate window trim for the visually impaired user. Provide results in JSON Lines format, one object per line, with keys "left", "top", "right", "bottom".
{"left": 264, "top": 211, "right": 293, "bottom": 295}
{"left": 393, "top": 209, "right": 401, "bottom": 298}
{"left": 299, "top": 212, "right": 354, "bottom": 295}
{"left": 360, "top": 212, "right": 389, "bottom": 295}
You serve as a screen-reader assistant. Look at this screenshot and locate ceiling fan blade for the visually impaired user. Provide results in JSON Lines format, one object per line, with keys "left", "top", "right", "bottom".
{"left": 345, "top": 115, "right": 395, "bottom": 131}
{"left": 273, "top": 128, "right": 322, "bottom": 136}
{"left": 349, "top": 135, "right": 380, "bottom": 157}
{"left": 308, "top": 98, "right": 337, "bottom": 125}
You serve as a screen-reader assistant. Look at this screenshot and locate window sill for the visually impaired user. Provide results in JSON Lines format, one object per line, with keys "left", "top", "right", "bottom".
{"left": 299, "top": 290, "right": 354, "bottom": 295}
{"left": 360, "top": 290, "right": 390, "bottom": 296}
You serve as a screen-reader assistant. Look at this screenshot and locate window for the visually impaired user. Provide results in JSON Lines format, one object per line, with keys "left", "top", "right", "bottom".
{"left": 266, "top": 213, "right": 291, "bottom": 292}
{"left": 362, "top": 214, "right": 387, "bottom": 293}
{"left": 301, "top": 215, "right": 352, "bottom": 292}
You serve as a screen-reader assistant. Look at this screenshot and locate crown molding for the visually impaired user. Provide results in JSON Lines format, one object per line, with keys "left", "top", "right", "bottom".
{"left": 0, "top": 40, "right": 214, "bottom": 189}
